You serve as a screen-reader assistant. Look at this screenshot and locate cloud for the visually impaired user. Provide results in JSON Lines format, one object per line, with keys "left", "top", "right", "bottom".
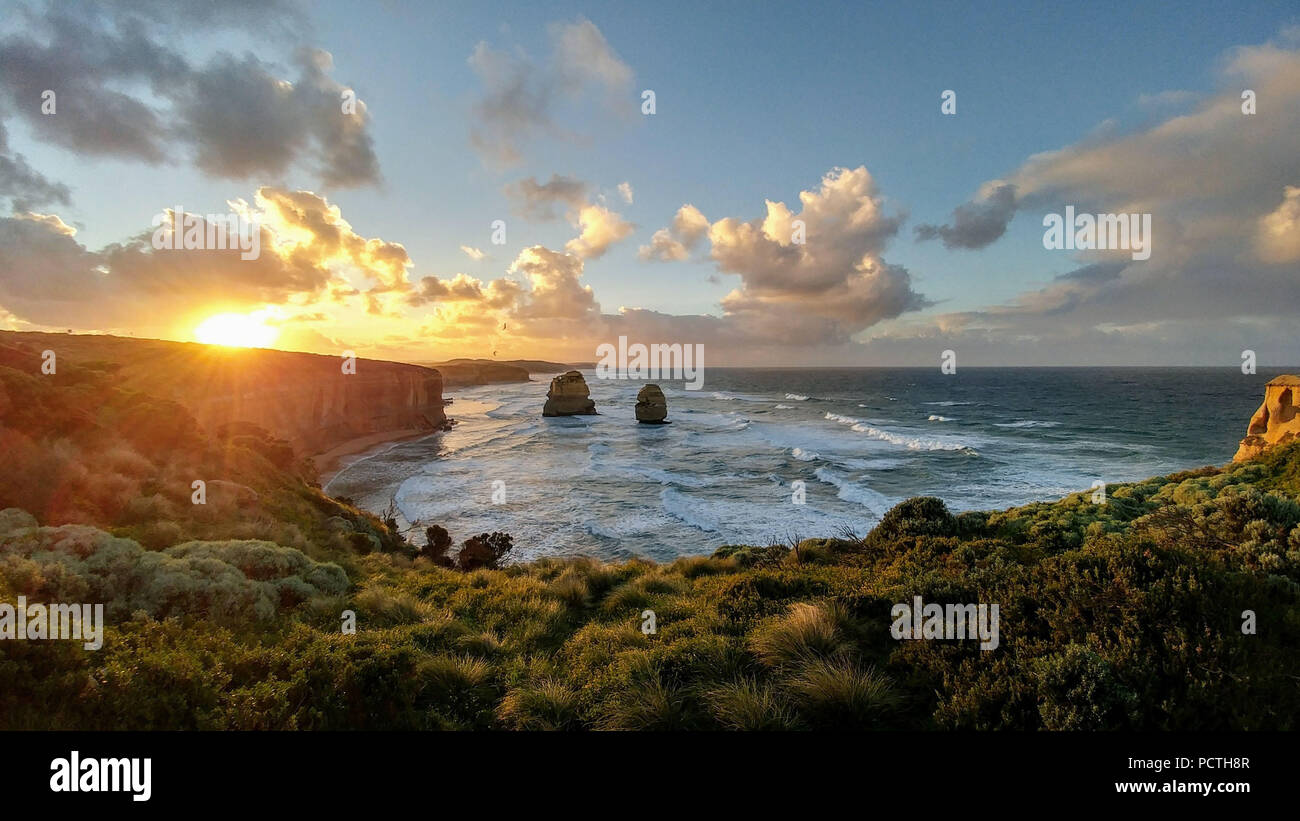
{"left": 900, "top": 33, "right": 1300, "bottom": 360}
{"left": 564, "top": 203, "right": 635, "bottom": 259}
{"left": 0, "top": 187, "right": 411, "bottom": 330}
{"left": 246, "top": 187, "right": 410, "bottom": 291}
{"left": 639, "top": 204, "right": 708, "bottom": 261}
{"left": 550, "top": 18, "right": 634, "bottom": 91}
{"left": 468, "top": 18, "right": 633, "bottom": 168}
{"left": 460, "top": 245, "right": 487, "bottom": 261}
{"left": 1257, "top": 185, "right": 1300, "bottom": 263}
{"left": 505, "top": 174, "right": 590, "bottom": 220}
{"left": 407, "top": 273, "right": 521, "bottom": 308}
{"left": 177, "top": 48, "right": 381, "bottom": 188}
{"left": 617, "top": 182, "right": 634, "bottom": 204}
{"left": 505, "top": 175, "right": 634, "bottom": 259}
{"left": 697, "top": 166, "right": 924, "bottom": 344}
{"left": 509, "top": 246, "right": 600, "bottom": 321}
{"left": 914, "top": 183, "right": 1017, "bottom": 249}
{"left": 0, "top": 2, "right": 380, "bottom": 194}
{"left": 0, "top": 123, "right": 71, "bottom": 210}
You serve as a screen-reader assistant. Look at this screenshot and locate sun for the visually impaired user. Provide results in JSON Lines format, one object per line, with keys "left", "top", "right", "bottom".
{"left": 194, "top": 311, "right": 279, "bottom": 348}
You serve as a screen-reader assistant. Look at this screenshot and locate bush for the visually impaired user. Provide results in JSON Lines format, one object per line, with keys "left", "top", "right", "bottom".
{"left": 863, "top": 497, "right": 957, "bottom": 549}
{"left": 457, "top": 532, "right": 514, "bottom": 571}
{"left": 422, "top": 525, "right": 454, "bottom": 567}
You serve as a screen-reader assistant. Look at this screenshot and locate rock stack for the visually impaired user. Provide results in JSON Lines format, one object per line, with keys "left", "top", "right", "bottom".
{"left": 635, "top": 384, "right": 669, "bottom": 424}
{"left": 1234, "top": 375, "right": 1300, "bottom": 461}
{"left": 542, "top": 370, "right": 597, "bottom": 416}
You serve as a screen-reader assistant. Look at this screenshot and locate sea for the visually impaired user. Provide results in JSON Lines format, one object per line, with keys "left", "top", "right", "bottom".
{"left": 324, "top": 367, "right": 1289, "bottom": 562}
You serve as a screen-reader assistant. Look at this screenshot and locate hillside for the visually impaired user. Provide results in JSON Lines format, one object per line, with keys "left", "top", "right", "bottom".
{"left": 421, "top": 359, "right": 531, "bottom": 387}
{"left": 420, "top": 358, "right": 595, "bottom": 388}
{"left": 0, "top": 331, "right": 450, "bottom": 457}
{"left": 1, "top": 354, "right": 1298, "bottom": 729}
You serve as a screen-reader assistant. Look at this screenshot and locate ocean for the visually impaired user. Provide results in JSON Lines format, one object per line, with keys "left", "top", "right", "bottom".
{"left": 324, "top": 367, "right": 1287, "bottom": 562}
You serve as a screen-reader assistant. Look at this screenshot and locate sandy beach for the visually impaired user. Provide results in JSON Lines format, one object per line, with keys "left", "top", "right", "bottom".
{"left": 313, "top": 428, "right": 440, "bottom": 488}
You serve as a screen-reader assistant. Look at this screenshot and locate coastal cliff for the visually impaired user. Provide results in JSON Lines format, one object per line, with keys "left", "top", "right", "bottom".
{"left": 1234, "top": 375, "right": 1300, "bottom": 462}
{"left": 0, "top": 331, "right": 449, "bottom": 456}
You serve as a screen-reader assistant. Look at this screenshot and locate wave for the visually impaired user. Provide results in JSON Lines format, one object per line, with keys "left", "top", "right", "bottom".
{"left": 710, "top": 390, "right": 767, "bottom": 402}
{"left": 824, "top": 412, "right": 976, "bottom": 452}
{"left": 995, "top": 420, "right": 1061, "bottom": 429}
{"left": 813, "top": 467, "right": 891, "bottom": 513}
{"left": 774, "top": 403, "right": 794, "bottom": 409}
{"left": 596, "top": 463, "right": 718, "bottom": 488}
{"left": 659, "top": 486, "right": 862, "bottom": 544}
{"left": 583, "top": 512, "right": 667, "bottom": 539}
{"left": 927, "top": 415, "right": 952, "bottom": 422}
{"left": 791, "top": 447, "right": 819, "bottom": 462}
{"left": 924, "top": 401, "right": 974, "bottom": 406}
{"left": 785, "top": 393, "right": 810, "bottom": 401}
{"left": 659, "top": 488, "right": 725, "bottom": 533}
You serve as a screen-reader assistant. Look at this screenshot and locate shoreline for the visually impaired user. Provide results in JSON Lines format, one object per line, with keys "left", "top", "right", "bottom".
{"left": 313, "top": 428, "right": 442, "bottom": 488}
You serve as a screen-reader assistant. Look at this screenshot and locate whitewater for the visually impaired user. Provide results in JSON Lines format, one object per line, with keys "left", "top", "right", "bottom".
{"left": 325, "top": 367, "right": 1277, "bottom": 561}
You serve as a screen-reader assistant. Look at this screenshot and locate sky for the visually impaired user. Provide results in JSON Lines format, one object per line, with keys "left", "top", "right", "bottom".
{"left": 0, "top": 0, "right": 1298, "bottom": 365}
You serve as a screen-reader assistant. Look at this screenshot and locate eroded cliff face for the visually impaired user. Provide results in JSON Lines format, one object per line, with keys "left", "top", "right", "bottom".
{"left": 0, "top": 331, "right": 449, "bottom": 455}
{"left": 1235, "top": 375, "right": 1300, "bottom": 462}
{"left": 179, "top": 356, "right": 449, "bottom": 454}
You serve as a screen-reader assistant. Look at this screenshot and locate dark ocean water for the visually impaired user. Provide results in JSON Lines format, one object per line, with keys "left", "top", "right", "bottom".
{"left": 325, "top": 367, "right": 1289, "bottom": 562}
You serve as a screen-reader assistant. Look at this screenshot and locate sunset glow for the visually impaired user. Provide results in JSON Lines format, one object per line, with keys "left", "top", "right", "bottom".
{"left": 194, "top": 312, "right": 279, "bottom": 348}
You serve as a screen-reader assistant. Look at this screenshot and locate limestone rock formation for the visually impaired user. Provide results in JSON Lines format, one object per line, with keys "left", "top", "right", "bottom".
{"left": 1234, "top": 375, "right": 1300, "bottom": 462}
{"left": 635, "top": 383, "right": 669, "bottom": 423}
{"left": 542, "top": 370, "right": 596, "bottom": 416}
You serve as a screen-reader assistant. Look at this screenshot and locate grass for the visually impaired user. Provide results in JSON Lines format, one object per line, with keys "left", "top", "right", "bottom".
{"left": 3, "top": 358, "right": 1300, "bottom": 730}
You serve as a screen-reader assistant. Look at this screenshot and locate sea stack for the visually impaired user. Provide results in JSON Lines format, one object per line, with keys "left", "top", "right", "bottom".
{"left": 635, "top": 384, "right": 669, "bottom": 424}
{"left": 542, "top": 370, "right": 597, "bottom": 416}
{"left": 1234, "top": 375, "right": 1300, "bottom": 462}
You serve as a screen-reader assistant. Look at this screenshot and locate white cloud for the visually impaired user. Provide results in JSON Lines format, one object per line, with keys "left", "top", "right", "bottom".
{"left": 564, "top": 203, "right": 635, "bottom": 260}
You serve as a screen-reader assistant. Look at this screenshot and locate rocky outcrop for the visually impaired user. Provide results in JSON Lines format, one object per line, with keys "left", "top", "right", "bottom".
{"left": 635, "top": 384, "right": 669, "bottom": 423}
{"left": 1234, "top": 375, "right": 1300, "bottom": 462}
{"left": 542, "top": 370, "right": 596, "bottom": 416}
{"left": 0, "top": 331, "right": 451, "bottom": 457}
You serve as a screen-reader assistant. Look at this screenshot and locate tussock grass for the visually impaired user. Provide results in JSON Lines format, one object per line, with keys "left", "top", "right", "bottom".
{"left": 749, "top": 601, "right": 855, "bottom": 669}
{"left": 707, "top": 678, "right": 802, "bottom": 731}
{"left": 497, "top": 679, "right": 584, "bottom": 730}
{"left": 354, "top": 585, "right": 433, "bottom": 626}
{"left": 787, "top": 658, "right": 899, "bottom": 728}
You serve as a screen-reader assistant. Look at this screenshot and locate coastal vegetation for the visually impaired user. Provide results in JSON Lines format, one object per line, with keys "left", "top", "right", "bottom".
{"left": 2, "top": 361, "right": 1298, "bottom": 730}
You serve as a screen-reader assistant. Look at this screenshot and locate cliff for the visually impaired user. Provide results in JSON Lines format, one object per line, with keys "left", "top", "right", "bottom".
{"left": 1234, "top": 375, "right": 1300, "bottom": 462}
{"left": 0, "top": 331, "right": 449, "bottom": 456}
